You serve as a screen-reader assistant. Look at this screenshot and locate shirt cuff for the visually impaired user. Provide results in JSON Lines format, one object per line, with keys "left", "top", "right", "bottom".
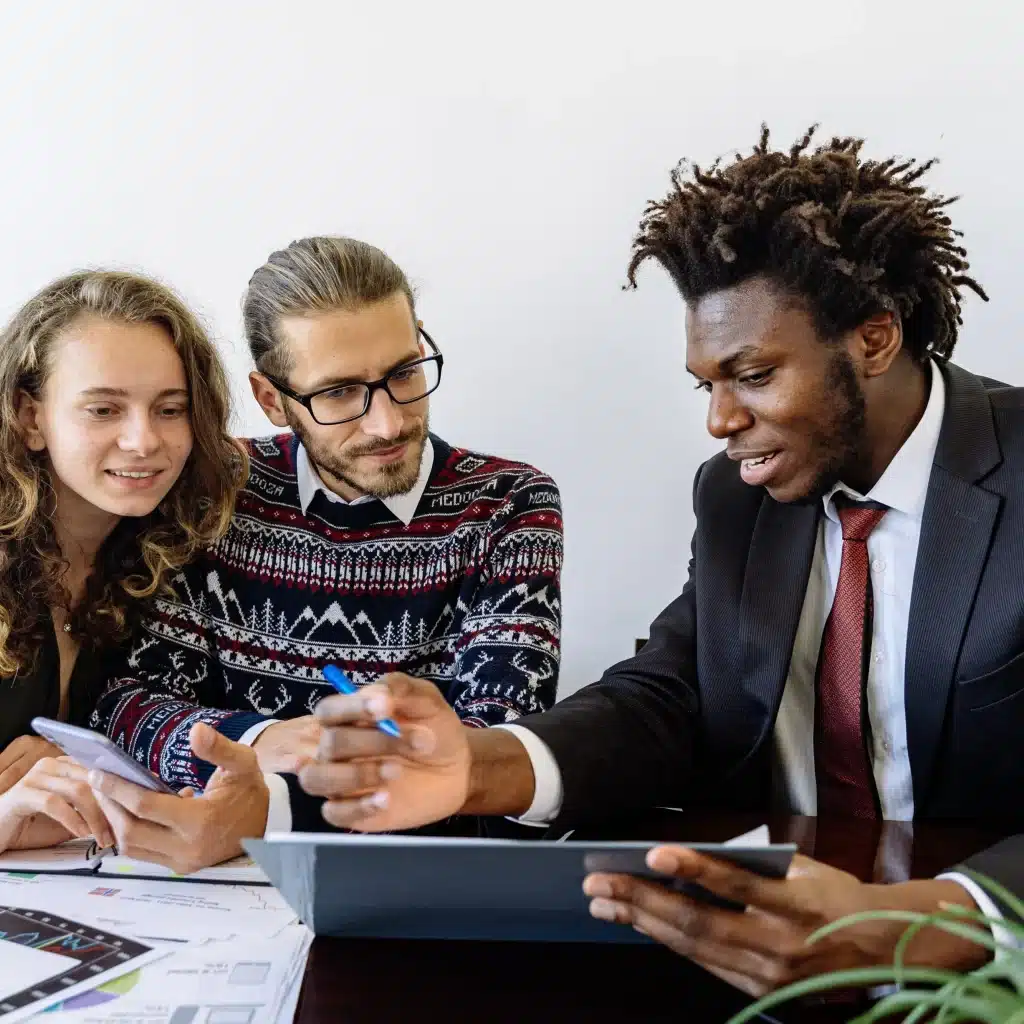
{"left": 263, "top": 773, "right": 292, "bottom": 835}
{"left": 937, "top": 871, "right": 1023, "bottom": 955}
{"left": 494, "top": 724, "right": 563, "bottom": 825}
{"left": 238, "top": 719, "right": 279, "bottom": 747}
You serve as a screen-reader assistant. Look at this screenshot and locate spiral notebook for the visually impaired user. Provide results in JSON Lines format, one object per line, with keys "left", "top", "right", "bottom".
{"left": 0, "top": 838, "right": 269, "bottom": 884}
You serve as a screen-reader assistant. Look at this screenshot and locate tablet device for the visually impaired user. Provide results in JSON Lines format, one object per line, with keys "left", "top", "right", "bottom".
{"left": 31, "top": 718, "right": 175, "bottom": 795}
{"left": 245, "top": 833, "right": 797, "bottom": 943}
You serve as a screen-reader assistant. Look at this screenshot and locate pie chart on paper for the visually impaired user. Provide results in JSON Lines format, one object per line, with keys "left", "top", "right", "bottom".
{"left": 42, "top": 968, "right": 141, "bottom": 1012}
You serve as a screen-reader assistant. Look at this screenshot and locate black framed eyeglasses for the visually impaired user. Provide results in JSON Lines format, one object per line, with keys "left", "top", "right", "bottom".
{"left": 265, "top": 328, "right": 444, "bottom": 426}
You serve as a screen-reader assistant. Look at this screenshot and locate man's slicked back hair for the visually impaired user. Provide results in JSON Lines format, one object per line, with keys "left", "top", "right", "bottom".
{"left": 243, "top": 237, "right": 415, "bottom": 377}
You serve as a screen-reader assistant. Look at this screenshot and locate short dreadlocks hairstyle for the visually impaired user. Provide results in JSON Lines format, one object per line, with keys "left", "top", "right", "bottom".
{"left": 627, "top": 125, "right": 988, "bottom": 363}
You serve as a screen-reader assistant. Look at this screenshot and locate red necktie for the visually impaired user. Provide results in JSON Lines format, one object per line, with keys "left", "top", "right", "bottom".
{"left": 816, "top": 501, "right": 887, "bottom": 819}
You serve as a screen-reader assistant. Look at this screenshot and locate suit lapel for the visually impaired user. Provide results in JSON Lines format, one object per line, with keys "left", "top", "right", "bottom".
{"left": 905, "top": 363, "right": 1002, "bottom": 808}
{"left": 732, "top": 497, "right": 820, "bottom": 762}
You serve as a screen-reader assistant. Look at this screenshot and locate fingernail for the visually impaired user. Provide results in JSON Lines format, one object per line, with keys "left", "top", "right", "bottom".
{"left": 88, "top": 771, "right": 103, "bottom": 788}
{"left": 380, "top": 762, "right": 401, "bottom": 781}
{"left": 363, "top": 790, "right": 389, "bottom": 810}
{"left": 583, "top": 877, "right": 613, "bottom": 899}
{"left": 408, "top": 727, "right": 435, "bottom": 754}
{"left": 648, "top": 848, "right": 680, "bottom": 873}
{"left": 589, "top": 898, "right": 618, "bottom": 922}
{"left": 366, "top": 695, "right": 389, "bottom": 718}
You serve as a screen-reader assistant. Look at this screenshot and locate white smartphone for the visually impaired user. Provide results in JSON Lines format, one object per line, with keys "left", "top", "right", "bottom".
{"left": 31, "top": 717, "right": 176, "bottom": 794}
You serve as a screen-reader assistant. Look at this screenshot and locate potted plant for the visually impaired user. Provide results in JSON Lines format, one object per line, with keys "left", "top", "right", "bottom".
{"left": 726, "top": 872, "right": 1024, "bottom": 1023}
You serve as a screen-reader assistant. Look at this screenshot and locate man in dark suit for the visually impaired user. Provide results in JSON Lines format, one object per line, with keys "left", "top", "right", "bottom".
{"left": 298, "top": 127, "right": 1023, "bottom": 995}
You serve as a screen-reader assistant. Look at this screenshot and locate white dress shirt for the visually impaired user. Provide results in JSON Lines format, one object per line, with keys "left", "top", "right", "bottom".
{"left": 773, "top": 362, "right": 945, "bottom": 821}
{"left": 294, "top": 437, "right": 434, "bottom": 522}
{"left": 239, "top": 437, "right": 435, "bottom": 835}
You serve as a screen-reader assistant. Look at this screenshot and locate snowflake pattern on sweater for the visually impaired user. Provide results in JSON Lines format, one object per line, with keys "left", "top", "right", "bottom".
{"left": 92, "top": 433, "right": 563, "bottom": 788}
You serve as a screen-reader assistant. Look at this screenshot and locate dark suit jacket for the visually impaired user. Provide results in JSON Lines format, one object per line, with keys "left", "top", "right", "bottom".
{"left": 517, "top": 362, "right": 1024, "bottom": 902}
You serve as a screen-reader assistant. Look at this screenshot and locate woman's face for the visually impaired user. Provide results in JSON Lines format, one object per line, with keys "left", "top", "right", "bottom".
{"left": 19, "top": 314, "right": 194, "bottom": 522}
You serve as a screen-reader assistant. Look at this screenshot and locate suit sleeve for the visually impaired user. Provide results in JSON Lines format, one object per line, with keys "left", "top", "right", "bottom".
{"left": 511, "top": 466, "right": 704, "bottom": 827}
{"left": 446, "top": 470, "right": 563, "bottom": 727}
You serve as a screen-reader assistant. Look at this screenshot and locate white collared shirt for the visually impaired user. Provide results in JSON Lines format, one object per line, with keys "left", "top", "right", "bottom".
{"left": 505, "top": 361, "right": 946, "bottom": 824}
{"left": 295, "top": 437, "right": 434, "bottom": 525}
{"left": 246, "top": 437, "right": 434, "bottom": 834}
{"left": 774, "top": 359, "right": 944, "bottom": 821}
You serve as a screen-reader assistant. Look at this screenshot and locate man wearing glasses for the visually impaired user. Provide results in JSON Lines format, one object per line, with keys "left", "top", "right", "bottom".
{"left": 89, "top": 236, "right": 563, "bottom": 842}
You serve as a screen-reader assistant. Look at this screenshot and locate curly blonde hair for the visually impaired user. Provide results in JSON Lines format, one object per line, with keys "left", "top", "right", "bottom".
{"left": 0, "top": 270, "right": 248, "bottom": 675}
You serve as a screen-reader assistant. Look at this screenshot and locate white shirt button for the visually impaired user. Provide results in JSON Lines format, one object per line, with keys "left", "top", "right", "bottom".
{"left": 872, "top": 558, "right": 886, "bottom": 572}
{"left": 874, "top": 650, "right": 884, "bottom": 664}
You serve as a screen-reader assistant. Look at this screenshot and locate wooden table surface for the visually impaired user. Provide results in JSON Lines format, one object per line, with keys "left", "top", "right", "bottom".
{"left": 294, "top": 811, "right": 1008, "bottom": 1023}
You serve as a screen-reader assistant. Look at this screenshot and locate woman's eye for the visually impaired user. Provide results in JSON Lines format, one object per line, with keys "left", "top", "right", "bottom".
{"left": 693, "top": 380, "right": 712, "bottom": 393}
{"left": 160, "top": 406, "right": 188, "bottom": 417}
{"left": 87, "top": 406, "right": 116, "bottom": 418}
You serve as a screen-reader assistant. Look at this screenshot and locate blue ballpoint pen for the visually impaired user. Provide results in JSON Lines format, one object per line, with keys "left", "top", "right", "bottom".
{"left": 323, "top": 664, "right": 402, "bottom": 738}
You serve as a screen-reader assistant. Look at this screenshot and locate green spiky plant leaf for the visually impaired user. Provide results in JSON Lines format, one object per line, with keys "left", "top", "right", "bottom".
{"left": 726, "top": 871, "right": 1024, "bottom": 1024}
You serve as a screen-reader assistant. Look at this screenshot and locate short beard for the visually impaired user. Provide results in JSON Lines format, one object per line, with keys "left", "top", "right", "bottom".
{"left": 288, "top": 413, "right": 428, "bottom": 500}
{"left": 794, "top": 350, "right": 867, "bottom": 506}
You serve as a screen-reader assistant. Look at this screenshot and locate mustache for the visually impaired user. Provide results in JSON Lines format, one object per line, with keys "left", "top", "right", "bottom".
{"left": 346, "top": 427, "right": 424, "bottom": 459}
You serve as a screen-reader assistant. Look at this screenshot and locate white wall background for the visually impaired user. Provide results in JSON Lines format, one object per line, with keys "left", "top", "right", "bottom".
{"left": 0, "top": 0, "right": 1021, "bottom": 695}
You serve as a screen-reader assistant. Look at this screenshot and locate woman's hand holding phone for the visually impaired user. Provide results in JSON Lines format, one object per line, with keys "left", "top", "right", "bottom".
{"left": 0, "top": 755, "right": 115, "bottom": 853}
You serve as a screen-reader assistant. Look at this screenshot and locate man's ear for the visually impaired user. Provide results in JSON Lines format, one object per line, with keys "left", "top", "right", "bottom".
{"left": 15, "top": 390, "right": 46, "bottom": 451}
{"left": 249, "top": 372, "right": 290, "bottom": 429}
{"left": 856, "top": 311, "right": 903, "bottom": 378}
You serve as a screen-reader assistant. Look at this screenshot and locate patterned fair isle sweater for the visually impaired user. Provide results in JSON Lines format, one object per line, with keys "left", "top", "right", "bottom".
{"left": 92, "top": 433, "right": 563, "bottom": 788}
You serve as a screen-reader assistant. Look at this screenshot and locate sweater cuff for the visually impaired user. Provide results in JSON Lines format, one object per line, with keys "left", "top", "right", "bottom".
{"left": 213, "top": 712, "right": 275, "bottom": 743}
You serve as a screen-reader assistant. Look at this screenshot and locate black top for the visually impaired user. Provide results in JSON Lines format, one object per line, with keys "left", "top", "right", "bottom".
{"left": 0, "top": 621, "right": 109, "bottom": 752}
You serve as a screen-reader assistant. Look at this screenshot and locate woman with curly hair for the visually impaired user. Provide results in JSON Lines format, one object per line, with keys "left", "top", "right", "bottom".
{"left": 0, "top": 270, "right": 246, "bottom": 853}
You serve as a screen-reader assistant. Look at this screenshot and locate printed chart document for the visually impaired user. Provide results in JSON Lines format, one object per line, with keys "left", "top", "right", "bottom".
{"left": 0, "top": 905, "right": 166, "bottom": 1024}
{"left": 0, "top": 874, "right": 297, "bottom": 944}
{"left": 0, "top": 842, "right": 309, "bottom": 1024}
{"left": 27, "top": 924, "right": 314, "bottom": 1024}
{"left": 0, "top": 841, "right": 268, "bottom": 884}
